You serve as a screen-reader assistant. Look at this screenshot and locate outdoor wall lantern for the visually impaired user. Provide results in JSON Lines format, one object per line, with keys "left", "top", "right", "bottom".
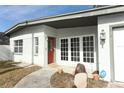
{"left": 100, "top": 29, "right": 106, "bottom": 48}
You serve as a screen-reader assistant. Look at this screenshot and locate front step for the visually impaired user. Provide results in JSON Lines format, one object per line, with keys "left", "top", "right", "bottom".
{"left": 107, "top": 82, "right": 124, "bottom": 88}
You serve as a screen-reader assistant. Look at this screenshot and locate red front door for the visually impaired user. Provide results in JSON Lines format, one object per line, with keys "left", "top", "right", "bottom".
{"left": 48, "top": 37, "right": 56, "bottom": 64}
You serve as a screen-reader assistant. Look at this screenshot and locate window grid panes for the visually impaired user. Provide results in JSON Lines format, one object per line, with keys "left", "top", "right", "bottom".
{"left": 71, "top": 37, "right": 80, "bottom": 62}
{"left": 83, "top": 36, "right": 94, "bottom": 63}
{"left": 61, "top": 39, "right": 68, "bottom": 61}
{"left": 34, "top": 37, "right": 39, "bottom": 55}
{"left": 14, "top": 40, "right": 23, "bottom": 54}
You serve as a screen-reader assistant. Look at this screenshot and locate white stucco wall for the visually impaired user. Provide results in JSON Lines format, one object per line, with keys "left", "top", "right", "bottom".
{"left": 10, "top": 25, "right": 57, "bottom": 66}
{"left": 10, "top": 24, "right": 98, "bottom": 72}
{"left": 98, "top": 12, "right": 124, "bottom": 81}
{"left": 43, "top": 25, "right": 57, "bottom": 65}
{"left": 10, "top": 25, "right": 47, "bottom": 66}
{"left": 41, "top": 25, "right": 98, "bottom": 73}
{"left": 56, "top": 26, "right": 98, "bottom": 73}
{"left": 10, "top": 33, "right": 32, "bottom": 64}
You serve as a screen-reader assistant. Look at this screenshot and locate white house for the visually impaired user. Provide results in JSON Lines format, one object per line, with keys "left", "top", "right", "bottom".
{"left": 5, "top": 5, "right": 124, "bottom": 82}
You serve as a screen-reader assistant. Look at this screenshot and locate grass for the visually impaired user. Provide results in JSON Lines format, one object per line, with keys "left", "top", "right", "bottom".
{"left": 0, "top": 61, "right": 41, "bottom": 88}
{"left": 0, "top": 61, "right": 22, "bottom": 74}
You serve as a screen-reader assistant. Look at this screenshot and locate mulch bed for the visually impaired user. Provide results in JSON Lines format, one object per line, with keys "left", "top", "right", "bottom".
{"left": 50, "top": 72, "right": 74, "bottom": 88}
{"left": 87, "top": 78, "right": 108, "bottom": 88}
{"left": 50, "top": 72, "right": 108, "bottom": 88}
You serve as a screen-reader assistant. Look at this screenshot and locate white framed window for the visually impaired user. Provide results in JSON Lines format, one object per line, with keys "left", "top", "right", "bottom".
{"left": 14, "top": 39, "right": 23, "bottom": 54}
{"left": 34, "top": 37, "right": 39, "bottom": 55}
{"left": 60, "top": 35, "right": 95, "bottom": 63}
{"left": 61, "top": 39, "right": 68, "bottom": 61}
{"left": 71, "top": 37, "right": 80, "bottom": 62}
{"left": 82, "top": 36, "right": 94, "bottom": 63}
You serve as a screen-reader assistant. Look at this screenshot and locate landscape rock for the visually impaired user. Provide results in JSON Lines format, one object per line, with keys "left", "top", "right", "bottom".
{"left": 74, "top": 63, "right": 87, "bottom": 75}
{"left": 74, "top": 73, "right": 88, "bottom": 88}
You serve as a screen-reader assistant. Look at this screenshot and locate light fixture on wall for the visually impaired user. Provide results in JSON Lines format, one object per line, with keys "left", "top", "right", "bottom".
{"left": 100, "top": 29, "right": 106, "bottom": 48}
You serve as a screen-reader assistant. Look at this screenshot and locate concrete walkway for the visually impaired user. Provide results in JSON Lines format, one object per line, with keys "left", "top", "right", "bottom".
{"left": 14, "top": 63, "right": 75, "bottom": 88}
{"left": 107, "top": 82, "right": 124, "bottom": 88}
{"left": 15, "top": 67, "right": 57, "bottom": 88}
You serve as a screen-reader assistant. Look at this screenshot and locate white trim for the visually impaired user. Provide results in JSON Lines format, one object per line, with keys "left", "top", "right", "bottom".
{"left": 59, "top": 37, "right": 69, "bottom": 62}
{"left": 59, "top": 34, "right": 96, "bottom": 67}
{"left": 34, "top": 37, "right": 39, "bottom": 56}
{"left": 14, "top": 39, "right": 23, "bottom": 55}
{"left": 109, "top": 23, "right": 124, "bottom": 82}
{"left": 81, "top": 35, "right": 96, "bottom": 72}
{"left": 80, "top": 36, "right": 83, "bottom": 63}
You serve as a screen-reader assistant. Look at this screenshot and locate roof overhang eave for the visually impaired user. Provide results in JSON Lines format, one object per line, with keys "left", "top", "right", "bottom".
{"left": 5, "top": 5, "right": 124, "bottom": 35}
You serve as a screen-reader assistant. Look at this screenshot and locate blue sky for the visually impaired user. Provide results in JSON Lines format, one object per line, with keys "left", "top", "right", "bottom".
{"left": 0, "top": 5, "right": 93, "bottom": 32}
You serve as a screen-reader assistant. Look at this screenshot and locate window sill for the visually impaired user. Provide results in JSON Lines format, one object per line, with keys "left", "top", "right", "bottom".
{"left": 14, "top": 53, "right": 23, "bottom": 55}
{"left": 34, "top": 54, "right": 38, "bottom": 56}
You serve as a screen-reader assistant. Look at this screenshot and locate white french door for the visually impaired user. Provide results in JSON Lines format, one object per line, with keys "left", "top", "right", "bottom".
{"left": 60, "top": 35, "right": 95, "bottom": 63}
